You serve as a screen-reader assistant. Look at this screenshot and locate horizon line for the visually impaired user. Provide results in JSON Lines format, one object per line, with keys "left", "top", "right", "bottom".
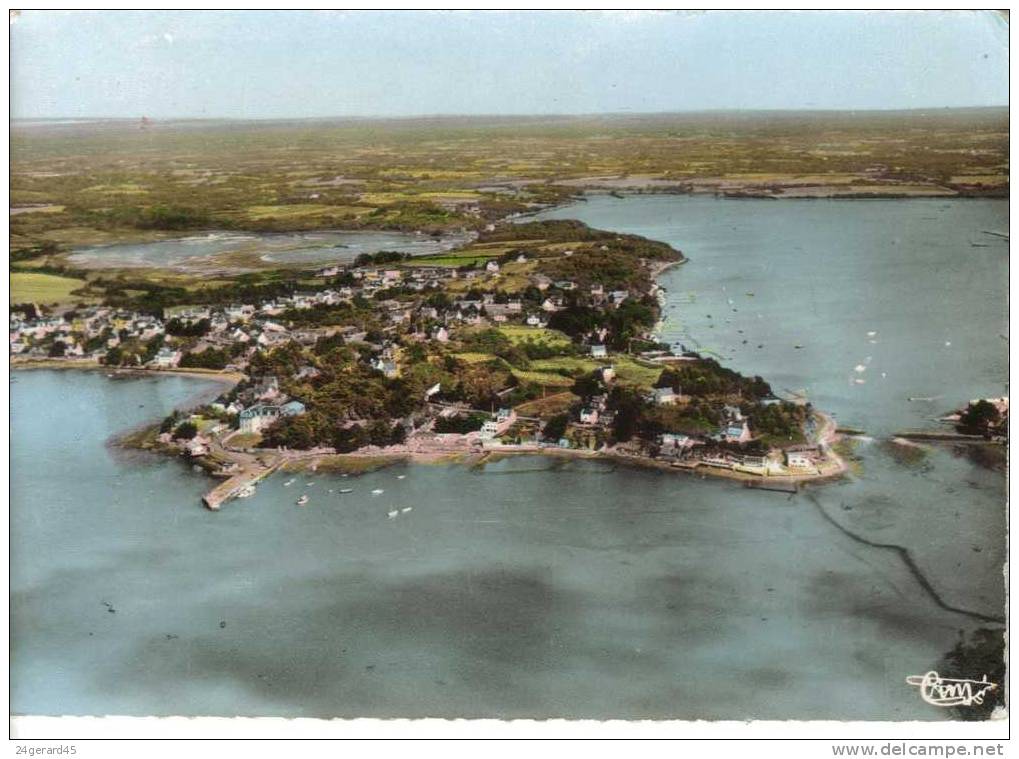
{"left": 10, "top": 105, "right": 1010, "bottom": 124}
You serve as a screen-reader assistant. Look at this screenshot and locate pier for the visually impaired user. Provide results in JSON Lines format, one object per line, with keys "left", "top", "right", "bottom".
{"left": 892, "top": 430, "right": 996, "bottom": 443}
{"left": 202, "top": 461, "right": 280, "bottom": 510}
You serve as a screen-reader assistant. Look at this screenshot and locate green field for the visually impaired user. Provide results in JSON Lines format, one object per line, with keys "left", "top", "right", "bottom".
{"left": 10, "top": 110, "right": 1007, "bottom": 265}
{"left": 530, "top": 356, "right": 601, "bottom": 375}
{"left": 511, "top": 369, "right": 575, "bottom": 388}
{"left": 11, "top": 272, "right": 88, "bottom": 304}
{"left": 529, "top": 355, "right": 662, "bottom": 389}
{"left": 411, "top": 252, "right": 498, "bottom": 267}
{"left": 498, "top": 325, "right": 572, "bottom": 347}
{"left": 452, "top": 352, "right": 499, "bottom": 364}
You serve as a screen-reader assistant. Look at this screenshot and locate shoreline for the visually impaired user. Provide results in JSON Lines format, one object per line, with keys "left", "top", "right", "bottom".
{"left": 10, "top": 358, "right": 245, "bottom": 387}
{"left": 551, "top": 182, "right": 1005, "bottom": 201}
{"left": 11, "top": 358, "right": 847, "bottom": 489}
{"left": 13, "top": 200, "right": 851, "bottom": 506}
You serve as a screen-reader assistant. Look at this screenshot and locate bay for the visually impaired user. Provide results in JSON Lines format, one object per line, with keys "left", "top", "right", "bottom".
{"left": 11, "top": 196, "right": 1007, "bottom": 719}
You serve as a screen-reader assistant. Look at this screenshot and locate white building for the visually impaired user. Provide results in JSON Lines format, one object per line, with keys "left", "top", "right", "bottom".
{"left": 238, "top": 400, "right": 306, "bottom": 434}
{"left": 150, "top": 347, "right": 181, "bottom": 368}
{"left": 785, "top": 450, "right": 816, "bottom": 469}
{"left": 652, "top": 386, "right": 678, "bottom": 405}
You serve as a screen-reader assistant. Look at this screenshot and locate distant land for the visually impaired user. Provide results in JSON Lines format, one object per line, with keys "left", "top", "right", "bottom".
{"left": 11, "top": 108, "right": 1008, "bottom": 291}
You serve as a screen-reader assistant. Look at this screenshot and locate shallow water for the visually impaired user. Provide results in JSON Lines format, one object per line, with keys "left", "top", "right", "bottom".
{"left": 11, "top": 197, "right": 1007, "bottom": 720}
{"left": 68, "top": 229, "right": 471, "bottom": 271}
{"left": 534, "top": 195, "right": 1008, "bottom": 437}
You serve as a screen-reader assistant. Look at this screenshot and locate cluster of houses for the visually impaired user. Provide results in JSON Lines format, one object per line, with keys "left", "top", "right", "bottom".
{"left": 214, "top": 377, "right": 309, "bottom": 434}
{"left": 10, "top": 307, "right": 165, "bottom": 361}
{"left": 11, "top": 249, "right": 646, "bottom": 372}
{"left": 557, "top": 365, "right": 823, "bottom": 474}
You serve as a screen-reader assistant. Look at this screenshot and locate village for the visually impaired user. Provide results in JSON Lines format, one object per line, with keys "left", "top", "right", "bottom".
{"left": 11, "top": 222, "right": 844, "bottom": 508}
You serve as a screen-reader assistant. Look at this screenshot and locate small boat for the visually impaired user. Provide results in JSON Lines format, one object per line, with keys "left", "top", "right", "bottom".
{"left": 296, "top": 495, "right": 309, "bottom": 506}
{"left": 396, "top": 475, "right": 406, "bottom": 480}
{"left": 371, "top": 489, "right": 384, "bottom": 495}
{"left": 283, "top": 479, "right": 295, "bottom": 487}
{"left": 237, "top": 485, "right": 256, "bottom": 499}
{"left": 401, "top": 507, "right": 413, "bottom": 514}
{"left": 387, "top": 509, "right": 399, "bottom": 519}
{"left": 339, "top": 488, "right": 353, "bottom": 494}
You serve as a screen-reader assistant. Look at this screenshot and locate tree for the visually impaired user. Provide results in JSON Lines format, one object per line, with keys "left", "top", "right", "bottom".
{"left": 180, "top": 348, "right": 229, "bottom": 370}
{"left": 173, "top": 421, "right": 198, "bottom": 440}
{"left": 548, "top": 305, "right": 603, "bottom": 338}
{"left": 331, "top": 424, "right": 368, "bottom": 453}
{"left": 48, "top": 340, "right": 66, "bottom": 358}
{"left": 142, "top": 335, "right": 165, "bottom": 363}
{"left": 542, "top": 413, "right": 569, "bottom": 441}
{"left": 160, "top": 410, "right": 183, "bottom": 434}
{"left": 367, "top": 419, "right": 396, "bottom": 447}
{"left": 571, "top": 371, "right": 603, "bottom": 399}
{"left": 389, "top": 424, "right": 407, "bottom": 445}
{"left": 101, "top": 345, "right": 123, "bottom": 366}
{"left": 434, "top": 414, "right": 485, "bottom": 434}
{"left": 165, "top": 318, "right": 211, "bottom": 337}
{"left": 262, "top": 415, "right": 317, "bottom": 449}
{"left": 608, "top": 386, "right": 645, "bottom": 443}
{"left": 958, "top": 400, "right": 1001, "bottom": 435}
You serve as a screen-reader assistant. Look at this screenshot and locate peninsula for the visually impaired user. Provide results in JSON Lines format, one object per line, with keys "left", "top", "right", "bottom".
{"left": 12, "top": 216, "right": 845, "bottom": 509}
{"left": 14, "top": 109, "right": 1004, "bottom": 506}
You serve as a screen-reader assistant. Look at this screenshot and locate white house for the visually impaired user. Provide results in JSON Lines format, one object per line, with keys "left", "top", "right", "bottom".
{"left": 150, "top": 347, "right": 181, "bottom": 368}
{"left": 372, "top": 358, "right": 399, "bottom": 378}
{"left": 659, "top": 433, "right": 694, "bottom": 452}
{"left": 590, "top": 344, "right": 608, "bottom": 359}
{"left": 184, "top": 437, "right": 210, "bottom": 457}
{"left": 785, "top": 450, "right": 816, "bottom": 469}
{"left": 652, "top": 386, "right": 679, "bottom": 405}
{"left": 238, "top": 400, "right": 306, "bottom": 435}
{"left": 579, "top": 407, "right": 599, "bottom": 425}
{"left": 485, "top": 260, "right": 501, "bottom": 273}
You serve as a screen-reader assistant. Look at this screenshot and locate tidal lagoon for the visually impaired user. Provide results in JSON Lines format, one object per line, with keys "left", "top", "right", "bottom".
{"left": 67, "top": 229, "right": 472, "bottom": 272}
{"left": 11, "top": 197, "right": 1006, "bottom": 719}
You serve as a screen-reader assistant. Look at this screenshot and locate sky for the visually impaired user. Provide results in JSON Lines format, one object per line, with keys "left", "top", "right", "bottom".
{"left": 9, "top": 10, "right": 1010, "bottom": 120}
